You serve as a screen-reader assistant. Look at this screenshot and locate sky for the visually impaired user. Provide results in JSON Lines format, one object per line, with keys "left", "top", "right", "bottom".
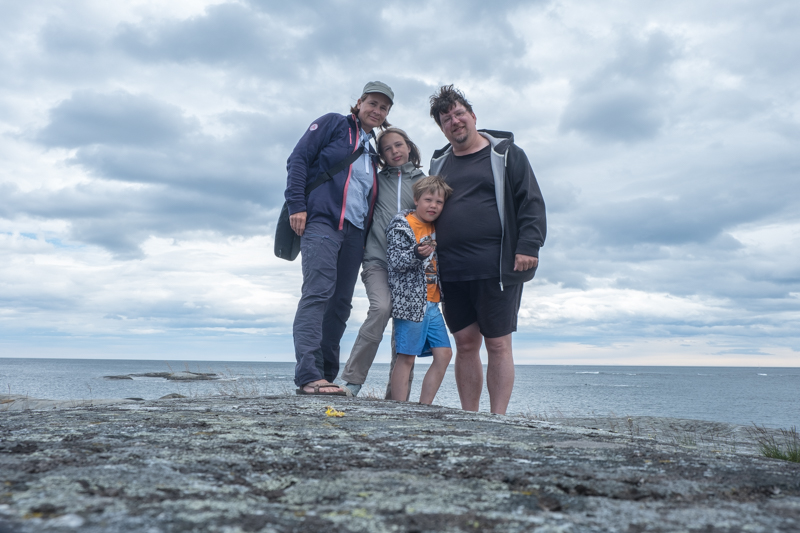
{"left": 1, "top": 0, "right": 799, "bottom": 367}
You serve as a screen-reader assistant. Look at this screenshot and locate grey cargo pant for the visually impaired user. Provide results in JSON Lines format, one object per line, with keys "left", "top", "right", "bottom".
{"left": 340, "top": 263, "right": 413, "bottom": 399}
{"left": 293, "top": 220, "right": 364, "bottom": 387}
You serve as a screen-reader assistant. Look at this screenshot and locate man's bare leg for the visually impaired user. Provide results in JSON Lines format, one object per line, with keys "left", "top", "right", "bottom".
{"left": 484, "top": 334, "right": 514, "bottom": 415}
{"left": 453, "top": 322, "right": 484, "bottom": 411}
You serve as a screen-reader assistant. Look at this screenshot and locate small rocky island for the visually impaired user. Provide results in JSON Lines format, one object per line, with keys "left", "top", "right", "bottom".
{"left": 103, "top": 371, "right": 220, "bottom": 381}
{"left": 1, "top": 395, "right": 798, "bottom": 532}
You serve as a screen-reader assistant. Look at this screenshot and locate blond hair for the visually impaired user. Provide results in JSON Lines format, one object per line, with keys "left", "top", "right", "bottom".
{"left": 412, "top": 175, "right": 453, "bottom": 201}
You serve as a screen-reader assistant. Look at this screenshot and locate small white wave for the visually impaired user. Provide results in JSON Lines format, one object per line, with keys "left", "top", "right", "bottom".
{"left": 758, "top": 373, "right": 767, "bottom": 376}
{"left": 575, "top": 372, "right": 600, "bottom": 374}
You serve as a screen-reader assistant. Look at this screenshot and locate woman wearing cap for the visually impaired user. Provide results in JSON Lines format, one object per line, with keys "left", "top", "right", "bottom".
{"left": 285, "top": 81, "right": 394, "bottom": 395}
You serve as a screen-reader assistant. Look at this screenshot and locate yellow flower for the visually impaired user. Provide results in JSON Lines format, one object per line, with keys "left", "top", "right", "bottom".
{"left": 325, "top": 405, "right": 345, "bottom": 417}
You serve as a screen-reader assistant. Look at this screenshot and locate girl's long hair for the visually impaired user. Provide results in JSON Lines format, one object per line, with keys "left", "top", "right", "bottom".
{"left": 376, "top": 127, "right": 422, "bottom": 169}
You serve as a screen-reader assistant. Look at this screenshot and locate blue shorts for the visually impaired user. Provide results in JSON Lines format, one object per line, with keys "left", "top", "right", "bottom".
{"left": 394, "top": 301, "right": 451, "bottom": 357}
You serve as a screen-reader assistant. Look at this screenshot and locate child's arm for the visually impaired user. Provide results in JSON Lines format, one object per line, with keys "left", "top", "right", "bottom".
{"left": 386, "top": 225, "right": 422, "bottom": 273}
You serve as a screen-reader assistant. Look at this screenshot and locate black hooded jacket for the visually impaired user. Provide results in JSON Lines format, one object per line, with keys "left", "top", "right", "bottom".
{"left": 429, "top": 129, "right": 546, "bottom": 288}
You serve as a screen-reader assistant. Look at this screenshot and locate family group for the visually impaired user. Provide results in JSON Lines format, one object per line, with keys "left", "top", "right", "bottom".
{"left": 283, "top": 82, "right": 547, "bottom": 414}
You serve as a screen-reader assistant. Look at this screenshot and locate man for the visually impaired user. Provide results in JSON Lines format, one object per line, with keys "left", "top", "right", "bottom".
{"left": 428, "top": 85, "right": 546, "bottom": 414}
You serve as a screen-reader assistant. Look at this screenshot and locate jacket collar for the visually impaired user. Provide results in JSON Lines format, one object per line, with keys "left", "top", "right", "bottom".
{"left": 380, "top": 161, "right": 423, "bottom": 177}
{"left": 431, "top": 129, "right": 514, "bottom": 159}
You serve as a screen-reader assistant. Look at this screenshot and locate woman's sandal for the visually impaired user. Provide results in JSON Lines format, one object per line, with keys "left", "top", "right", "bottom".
{"left": 295, "top": 382, "right": 346, "bottom": 396}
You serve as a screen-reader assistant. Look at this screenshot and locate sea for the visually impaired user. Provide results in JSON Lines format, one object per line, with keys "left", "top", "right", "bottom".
{"left": 1, "top": 358, "right": 798, "bottom": 429}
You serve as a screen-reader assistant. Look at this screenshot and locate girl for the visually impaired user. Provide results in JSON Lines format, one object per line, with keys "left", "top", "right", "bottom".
{"left": 340, "top": 128, "right": 426, "bottom": 398}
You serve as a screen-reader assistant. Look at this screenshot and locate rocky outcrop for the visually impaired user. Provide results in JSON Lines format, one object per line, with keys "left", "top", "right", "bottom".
{"left": 0, "top": 395, "right": 798, "bottom": 532}
{"left": 103, "top": 371, "right": 219, "bottom": 381}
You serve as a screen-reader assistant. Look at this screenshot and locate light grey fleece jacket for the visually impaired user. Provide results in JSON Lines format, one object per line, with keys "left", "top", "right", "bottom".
{"left": 363, "top": 162, "right": 426, "bottom": 269}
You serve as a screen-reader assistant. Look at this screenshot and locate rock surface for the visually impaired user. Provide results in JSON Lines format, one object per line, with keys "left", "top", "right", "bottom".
{"left": 1, "top": 395, "right": 798, "bottom": 532}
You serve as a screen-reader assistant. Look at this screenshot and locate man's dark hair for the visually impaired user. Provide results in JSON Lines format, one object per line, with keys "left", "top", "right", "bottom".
{"left": 429, "top": 85, "right": 474, "bottom": 127}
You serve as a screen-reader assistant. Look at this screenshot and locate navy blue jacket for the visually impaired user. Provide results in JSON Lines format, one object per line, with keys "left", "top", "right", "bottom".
{"left": 285, "top": 112, "right": 378, "bottom": 230}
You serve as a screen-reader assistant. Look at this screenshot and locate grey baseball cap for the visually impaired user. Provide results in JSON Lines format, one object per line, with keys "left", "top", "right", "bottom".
{"left": 362, "top": 81, "right": 394, "bottom": 104}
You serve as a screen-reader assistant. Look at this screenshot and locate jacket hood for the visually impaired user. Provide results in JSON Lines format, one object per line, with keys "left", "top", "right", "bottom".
{"left": 430, "top": 129, "right": 514, "bottom": 161}
{"left": 387, "top": 208, "right": 416, "bottom": 228}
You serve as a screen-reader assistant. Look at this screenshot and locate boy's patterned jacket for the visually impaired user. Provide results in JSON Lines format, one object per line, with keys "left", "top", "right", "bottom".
{"left": 386, "top": 209, "right": 439, "bottom": 323}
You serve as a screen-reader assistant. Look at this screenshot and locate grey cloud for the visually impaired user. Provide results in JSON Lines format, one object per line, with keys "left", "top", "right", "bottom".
{"left": 680, "top": 89, "right": 769, "bottom": 123}
{"left": 3, "top": 177, "right": 271, "bottom": 260}
{"left": 38, "top": 90, "right": 193, "bottom": 148}
{"left": 40, "top": 18, "right": 105, "bottom": 55}
{"left": 99, "top": 298, "right": 280, "bottom": 330}
{"left": 35, "top": 90, "right": 292, "bottom": 203}
{"left": 600, "top": 31, "right": 678, "bottom": 83}
{"left": 569, "top": 170, "right": 790, "bottom": 249}
{"left": 114, "top": 3, "right": 285, "bottom": 66}
{"left": 25, "top": 89, "right": 309, "bottom": 257}
{"left": 589, "top": 196, "right": 736, "bottom": 246}
{"left": 560, "top": 88, "right": 663, "bottom": 143}
{"left": 715, "top": 2, "right": 800, "bottom": 77}
{"left": 69, "top": 219, "right": 148, "bottom": 260}
{"left": 538, "top": 178, "right": 579, "bottom": 214}
{"left": 714, "top": 348, "right": 772, "bottom": 356}
{"left": 560, "top": 31, "right": 678, "bottom": 142}
{"left": 111, "top": 0, "right": 539, "bottom": 84}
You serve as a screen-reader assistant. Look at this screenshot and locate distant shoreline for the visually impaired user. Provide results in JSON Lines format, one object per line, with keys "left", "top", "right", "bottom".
{"left": 3, "top": 356, "right": 799, "bottom": 368}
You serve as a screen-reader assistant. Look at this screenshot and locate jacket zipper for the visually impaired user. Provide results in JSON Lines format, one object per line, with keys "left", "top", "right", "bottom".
{"left": 396, "top": 168, "right": 402, "bottom": 213}
{"left": 498, "top": 150, "right": 508, "bottom": 291}
{"left": 339, "top": 116, "right": 362, "bottom": 230}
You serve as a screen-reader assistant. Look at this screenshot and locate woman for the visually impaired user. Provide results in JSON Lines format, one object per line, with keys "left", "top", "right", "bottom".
{"left": 285, "top": 81, "right": 394, "bottom": 395}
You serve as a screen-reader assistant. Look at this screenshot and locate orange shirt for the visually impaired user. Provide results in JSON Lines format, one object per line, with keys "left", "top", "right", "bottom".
{"left": 406, "top": 213, "right": 440, "bottom": 303}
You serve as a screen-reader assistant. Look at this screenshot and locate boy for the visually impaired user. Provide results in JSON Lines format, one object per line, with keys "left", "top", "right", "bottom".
{"left": 386, "top": 175, "right": 454, "bottom": 404}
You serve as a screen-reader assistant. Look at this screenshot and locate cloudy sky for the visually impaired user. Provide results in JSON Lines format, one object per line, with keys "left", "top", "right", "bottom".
{"left": 1, "top": 0, "right": 798, "bottom": 366}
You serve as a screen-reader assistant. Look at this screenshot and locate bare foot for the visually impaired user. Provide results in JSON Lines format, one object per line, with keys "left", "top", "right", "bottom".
{"left": 301, "top": 380, "right": 345, "bottom": 395}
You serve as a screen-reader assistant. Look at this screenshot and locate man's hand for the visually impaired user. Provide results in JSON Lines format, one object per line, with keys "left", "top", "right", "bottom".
{"left": 514, "top": 254, "right": 538, "bottom": 272}
{"left": 289, "top": 211, "right": 307, "bottom": 236}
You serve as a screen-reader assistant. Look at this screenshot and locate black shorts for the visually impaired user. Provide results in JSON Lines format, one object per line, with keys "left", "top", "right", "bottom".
{"left": 441, "top": 278, "right": 523, "bottom": 338}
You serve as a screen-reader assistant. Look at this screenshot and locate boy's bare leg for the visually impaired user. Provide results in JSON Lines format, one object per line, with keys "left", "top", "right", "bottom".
{"left": 389, "top": 354, "right": 415, "bottom": 401}
{"left": 453, "top": 322, "right": 484, "bottom": 412}
{"left": 419, "top": 347, "right": 453, "bottom": 405}
{"left": 385, "top": 327, "right": 414, "bottom": 400}
{"left": 484, "top": 334, "right": 514, "bottom": 415}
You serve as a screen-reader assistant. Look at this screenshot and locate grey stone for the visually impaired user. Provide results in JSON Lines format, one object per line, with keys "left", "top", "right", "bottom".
{"left": 0, "top": 395, "right": 798, "bottom": 532}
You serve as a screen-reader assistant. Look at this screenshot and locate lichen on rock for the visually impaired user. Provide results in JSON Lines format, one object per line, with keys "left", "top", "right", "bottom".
{"left": 0, "top": 396, "right": 798, "bottom": 532}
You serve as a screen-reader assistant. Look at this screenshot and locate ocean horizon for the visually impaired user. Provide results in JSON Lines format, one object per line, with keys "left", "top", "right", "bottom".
{"left": 2, "top": 357, "right": 798, "bottom": 429}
